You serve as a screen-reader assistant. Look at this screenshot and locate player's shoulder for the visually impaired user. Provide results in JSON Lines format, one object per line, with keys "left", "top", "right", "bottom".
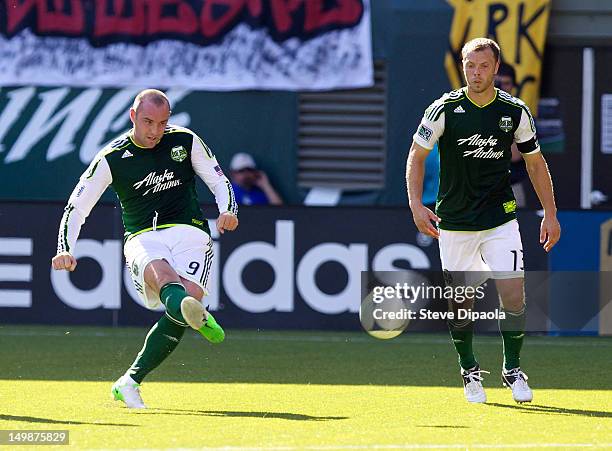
{"left": 496, "top": 89, "right": 532, "bottom": 113}
{"left": 164, "top": 124, "right": 199, "bottom": 138}
{"left": 424, "top": 88, "right": 466, "bottom": 120}
{"left": 97, "top": 131, "right": 132, "bottom": 161}
{"left": 163, "top": 125, "right": 207, "bottom": 151}
{"left": 435, "top": 88, "right": 466, "bottom": 104}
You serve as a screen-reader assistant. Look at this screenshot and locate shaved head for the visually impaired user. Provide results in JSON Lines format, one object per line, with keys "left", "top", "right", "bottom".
{"left": 129, "top": 89, "right": 171, "bottom": 148}
{"left": 132, "top": 89, "right": 171, "bottom": 115}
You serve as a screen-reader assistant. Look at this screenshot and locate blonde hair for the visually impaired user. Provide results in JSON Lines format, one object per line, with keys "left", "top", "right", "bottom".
{"left": 461, "top": 38, "right": 500, "bottom": 62}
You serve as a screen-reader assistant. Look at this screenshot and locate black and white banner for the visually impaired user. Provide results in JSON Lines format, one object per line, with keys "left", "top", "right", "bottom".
{"left": 0, "top": 0, "right": 372, "bottom": 90}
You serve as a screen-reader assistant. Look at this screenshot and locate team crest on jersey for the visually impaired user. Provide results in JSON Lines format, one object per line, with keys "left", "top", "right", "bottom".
{"left": 171, "top": 145, "right": 187, "bottom": 162}
{"left": 499, "top": 116, "right": 513, "bottom": 133}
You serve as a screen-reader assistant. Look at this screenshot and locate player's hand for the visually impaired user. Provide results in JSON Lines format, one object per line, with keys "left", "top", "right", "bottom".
{"left": 540, "top": 213, "right": 561, "bottom": 252}
{"left": 410, "top": 203, "right": 440, "bottom": 239}
{"left": 217, "top": 212, "right": 238, "bottom": 234}
{"left": 51, "top": 252, "right": 77, "bottom": 271}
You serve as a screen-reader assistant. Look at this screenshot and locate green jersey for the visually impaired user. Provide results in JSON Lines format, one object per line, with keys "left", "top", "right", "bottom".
{"left": 413, "top": 87, "right": 540, "bottom": 231}
{"left": 57, "top": 125, "right": 237, "bottom": 254}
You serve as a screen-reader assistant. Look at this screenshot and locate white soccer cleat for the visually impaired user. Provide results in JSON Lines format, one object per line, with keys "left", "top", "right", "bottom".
{"left": 111, "top": 375, "right": 146, "bottom": 409}
{"left": 502, "top": 367, "right": 533, "bottom": 403}
{"left": 461, "top": 365, "right": 489, "bottom": 403}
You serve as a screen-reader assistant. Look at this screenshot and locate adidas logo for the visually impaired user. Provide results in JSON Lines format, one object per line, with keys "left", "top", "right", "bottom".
{"left": 122, "top": 150, "right": 133, "bottom": 159}
{"left": 454, "top": 105, "right": 465, "bottom": 113}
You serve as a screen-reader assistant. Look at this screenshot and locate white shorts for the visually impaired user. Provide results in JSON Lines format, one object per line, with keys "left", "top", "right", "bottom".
{"left": 123, "top": 225, "right": 214, "bottom": 310}
{"left": 438, "top": 219, "right": 524, "bottom": 286}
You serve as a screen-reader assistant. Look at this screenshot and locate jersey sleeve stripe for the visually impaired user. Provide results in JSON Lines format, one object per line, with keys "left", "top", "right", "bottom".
{"left": 427, "top": 104, "right": 444, "bottom": 121}
{"left": 433, "top": 108, "right": 445, "bottom": 122}
{"left": 225, "top": 179, "right": 238, "bottom": 214}
{"left": 57, "top": 204, "right": 75, "bottom": 253}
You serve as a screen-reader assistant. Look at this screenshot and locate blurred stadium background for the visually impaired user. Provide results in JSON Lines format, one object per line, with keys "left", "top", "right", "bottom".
{"left": 0, "top": 1, "right": 611, "bottom": 449}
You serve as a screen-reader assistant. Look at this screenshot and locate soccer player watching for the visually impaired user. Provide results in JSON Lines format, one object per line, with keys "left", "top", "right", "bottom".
{"left": 406, "top": 38, "right": 560, "bottom": 404}
{"left": 52, "top": 89, "right": 238, "bottom": 409}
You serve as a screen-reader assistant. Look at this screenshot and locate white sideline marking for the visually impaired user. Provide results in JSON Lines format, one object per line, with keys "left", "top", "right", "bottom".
{"left": 0, "top": 328, "right": 610, "bottom": 347}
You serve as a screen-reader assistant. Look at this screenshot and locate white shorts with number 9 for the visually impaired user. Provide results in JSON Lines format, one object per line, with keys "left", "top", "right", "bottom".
{"left": 123, "top": 225, "right": 214, "bottom": 310}
{"left": 438, "top": 219, "right": 524, "bottom": 285}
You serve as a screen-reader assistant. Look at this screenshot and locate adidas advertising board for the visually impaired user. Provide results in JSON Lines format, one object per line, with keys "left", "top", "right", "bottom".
{"left": 0, "top": 203, "right": 548, "bottom": 330}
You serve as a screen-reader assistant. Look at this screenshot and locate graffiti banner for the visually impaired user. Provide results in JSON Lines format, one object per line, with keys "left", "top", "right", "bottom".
{"left": 445, "top": 0, "right": 550, "bottom": 112}
{"left": 0, "top": 0, "right": 372, "bottom": 90}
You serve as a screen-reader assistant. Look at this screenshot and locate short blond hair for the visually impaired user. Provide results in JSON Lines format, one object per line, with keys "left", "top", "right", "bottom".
{"left": 461, "top": 38, "right": 500, "bottom": 62}
{"left": 132, "top": 89, "right": 170, "bottom": 113}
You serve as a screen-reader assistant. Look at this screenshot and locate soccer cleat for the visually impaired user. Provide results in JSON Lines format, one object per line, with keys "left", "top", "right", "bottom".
{"left": 111, "top": 375, "right": 146, "bottom": 409}
{"left": 180, "top": 296, "right": 225, "bottom": 344}
{"left": 502, "top": 367, "right": 533, "bottom": 403}
{"left": 461, "top": 365, "right": 489, "bottom": 403}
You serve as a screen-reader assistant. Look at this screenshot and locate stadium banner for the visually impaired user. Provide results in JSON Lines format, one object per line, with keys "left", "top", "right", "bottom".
{"left": 0, "top": 0, "right": 372, "bottom": 90}
{"left": 0, "top": 203, "right": 549, "bottom": 331}
{"left": 0, "top": 86, "right": 298, "bottom": 202}
{"left": 445, "top": 0, "right": 550, "bottom": 113}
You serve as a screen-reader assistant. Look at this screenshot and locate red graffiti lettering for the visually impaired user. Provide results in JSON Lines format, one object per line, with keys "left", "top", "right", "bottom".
{"left": 6, "top": 0, "right": 84, "bottom": 35}
{"left": 146, "top": 0, "right": 198, "bottom": 35}
{"left": 200, "top": 0, "right": 262, "bottom": 38}
{"left": 269, "top": 0, "right": 302, "bottom": 34}
{"left": 4, "top": 0, "right": 364, "bottom": 43}
{"left": 94, "top": 0, "right": 145, "bottom": 37}
{"left": 304, "top": 0, "right": 362, "bottom": 33}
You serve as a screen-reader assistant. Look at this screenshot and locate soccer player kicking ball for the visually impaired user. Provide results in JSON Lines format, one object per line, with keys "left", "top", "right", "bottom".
{"left": 406, "top": 38, "right": 560, "bottom": 404}
{"left": 52, "top": 89, "right": 238, "bottom": 408}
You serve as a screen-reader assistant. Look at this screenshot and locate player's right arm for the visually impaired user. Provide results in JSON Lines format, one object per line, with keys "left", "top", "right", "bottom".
{"left": 406, "top": 99, "right": 445, "bottom": 238}
{"left": 52, "top": 152, "right": 112, "bottom": 271}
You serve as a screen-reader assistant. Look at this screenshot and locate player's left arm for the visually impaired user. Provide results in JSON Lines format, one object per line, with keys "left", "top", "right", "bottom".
{"left": 190, "top": 134, "right": 238, "bottom": 234}
{"left": 515, "top": 108, "right": 561, "bottom": 252}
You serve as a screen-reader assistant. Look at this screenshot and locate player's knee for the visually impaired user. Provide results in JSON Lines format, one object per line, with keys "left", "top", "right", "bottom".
{"left": 500, "top": 292, "right": 525, "bottom": 311}
{"left": 144, "top": 259, "right": 181, "bottom": 291}
{"left": 181, "top": 277, "right": 204, "bottom": 300}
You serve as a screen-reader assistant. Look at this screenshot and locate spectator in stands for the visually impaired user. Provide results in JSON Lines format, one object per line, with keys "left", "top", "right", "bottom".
{"left": 495, "top": 62, "right": 528, "bottom": 207}
{"left": 229, "top": 152, "right": 283, "bottom": 205}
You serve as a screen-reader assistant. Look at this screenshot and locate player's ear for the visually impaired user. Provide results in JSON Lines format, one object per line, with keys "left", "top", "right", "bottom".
{"left": 129, "top": 108, "right": 136, "bottom": 123}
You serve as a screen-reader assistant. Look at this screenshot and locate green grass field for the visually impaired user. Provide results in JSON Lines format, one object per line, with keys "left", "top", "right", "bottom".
{"left": 0, "top": 325, "right": 610, "bottom": 450}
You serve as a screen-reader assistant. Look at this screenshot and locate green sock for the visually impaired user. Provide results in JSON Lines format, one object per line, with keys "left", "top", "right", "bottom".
{"left": 448, "top": 319, "right": 478, "bottom": 370}
{"left": 160, "top": 282, "right": 188, "bottom": 325}
{"left": 499, "top": 306, "right": 526, "bottom": 371}
{"left": 127, "top": 315, "right": 186, "bottom": 383}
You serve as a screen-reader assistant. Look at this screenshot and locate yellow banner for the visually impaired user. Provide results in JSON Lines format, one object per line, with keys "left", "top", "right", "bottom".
{"left": 445, "top": 0, "right": 551, "bottom": 113}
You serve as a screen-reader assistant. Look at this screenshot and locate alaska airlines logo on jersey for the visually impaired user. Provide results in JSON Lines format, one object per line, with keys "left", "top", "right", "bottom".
{"left": 457, "top": 134, "right": 504, "bottom": 159}
{"left": 133, "top": 170, "right": 181, "bottom": 196}
{"left": 171, "top": 146, "right": 187, "bottom": 162}
{"left": 499, "top": 116, "right": 513, "bottom": 133}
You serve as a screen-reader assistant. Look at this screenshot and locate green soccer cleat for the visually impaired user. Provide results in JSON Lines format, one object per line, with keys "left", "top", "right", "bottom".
{"left": 198, "top": 311, "right": 225, "bottom": 344}
{"left": 180, "top": 296, "right": 225, "bottom": 343}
